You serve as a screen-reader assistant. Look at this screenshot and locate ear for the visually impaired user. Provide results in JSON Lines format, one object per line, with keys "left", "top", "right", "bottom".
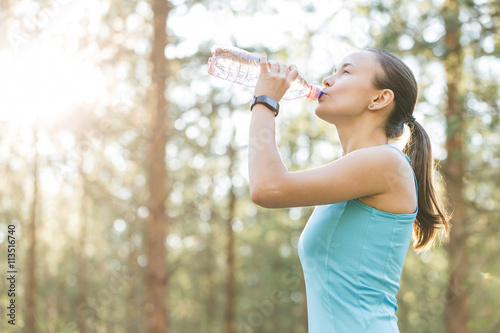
{"left": 369, "top": 89, "right": 394, "bottom": 110}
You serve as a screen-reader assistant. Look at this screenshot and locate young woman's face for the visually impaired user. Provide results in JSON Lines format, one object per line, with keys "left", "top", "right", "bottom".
{"left": 315, "top": 51, "right": 382, "bottom": 123}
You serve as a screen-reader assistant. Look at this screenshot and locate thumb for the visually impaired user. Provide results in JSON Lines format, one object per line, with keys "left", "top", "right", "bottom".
{"left": 259, "top": 53, "right": 268, "bottom": 74}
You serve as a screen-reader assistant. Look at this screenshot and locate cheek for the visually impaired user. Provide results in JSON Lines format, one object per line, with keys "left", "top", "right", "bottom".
{"left": 315, "top": 79, "right": 373, "bottom": 117}
{"left": 336, "top": 81, "right": 374, "bottom": 108}
{"left": 314, "top": 95, "right": 364, "bottom": 121}
{"left": 329, "top": 91, "right": 362, "bottom": 109}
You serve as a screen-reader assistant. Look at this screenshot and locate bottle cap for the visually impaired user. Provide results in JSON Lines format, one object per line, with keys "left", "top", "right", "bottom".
{"left": 306, "top": 85, "right": 322, "bottom": 100}
{"left": 207, "top": 57, "right": 215, "bottom": 74}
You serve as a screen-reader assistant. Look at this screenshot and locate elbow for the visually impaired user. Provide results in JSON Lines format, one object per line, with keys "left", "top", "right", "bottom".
{"left": 250, "top": 185, "right": 266, "bottom": 207}
{"left": 250, "top": 183, "right": 282, "bottom": 208}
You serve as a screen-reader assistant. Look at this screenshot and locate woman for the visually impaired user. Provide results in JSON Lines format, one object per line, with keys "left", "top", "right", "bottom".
{"left": 248, "top": 49, "right": 450, "bottom": 332}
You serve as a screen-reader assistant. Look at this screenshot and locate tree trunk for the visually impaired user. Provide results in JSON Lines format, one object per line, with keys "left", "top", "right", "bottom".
{"left": 56, "top": 266, "right": 66, "bottom": 328}
{"left": 25, "top": 126, "right": 38, "bottom": 333}
{"left": 127, "top": 222, "right": 140, "bottom": 333}
{"left": 77, "top": 175, "right": 88, "bottom": 333}
{"left": 441, "top": 1, "right": 469, "bottom": 332}
{"left": 206, "top": 230, "right": 216, "bottom": 333}
{"left": 225, "top": 139, "right": 237, "bottom": 333}
{"left": 145, "top": 0, "right": 171, "bottom": 332}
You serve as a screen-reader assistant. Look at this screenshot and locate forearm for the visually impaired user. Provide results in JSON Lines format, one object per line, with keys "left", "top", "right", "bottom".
{"left": 248, "top": 105, "right": 287, "bottom": 202}
{"left": 248, "top": 54, "right": 297, "bottom": 205}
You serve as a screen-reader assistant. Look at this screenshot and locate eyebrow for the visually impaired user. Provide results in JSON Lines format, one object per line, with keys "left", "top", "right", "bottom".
{"left": 333, "top": 62, "right": 356, "bottom": 73}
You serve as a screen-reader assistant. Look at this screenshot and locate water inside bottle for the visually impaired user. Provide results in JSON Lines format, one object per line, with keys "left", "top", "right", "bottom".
{"left": 207, "top": 50, "right": 260, "bottom": 87}
{"left": 208, "top": 45, "right": 322, "bottom": 100}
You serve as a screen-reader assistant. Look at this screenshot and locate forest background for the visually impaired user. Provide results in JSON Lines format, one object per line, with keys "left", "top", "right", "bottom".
{"left": 0, "top": 0, "right": 499, "bottom": 332}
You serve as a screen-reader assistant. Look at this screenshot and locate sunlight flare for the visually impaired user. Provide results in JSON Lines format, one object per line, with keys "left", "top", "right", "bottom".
{"left": 0, "top": 41, "right": 106, "bottom": 126}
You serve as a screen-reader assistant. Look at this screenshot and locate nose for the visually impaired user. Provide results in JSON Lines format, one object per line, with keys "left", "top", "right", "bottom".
{"left": 322, "top": 75, "right": 334, "bottom": 87}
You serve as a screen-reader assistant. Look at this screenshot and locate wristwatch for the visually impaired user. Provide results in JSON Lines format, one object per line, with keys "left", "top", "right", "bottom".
{"left": 250, "top": 95, "right": 280, "bottom": 117}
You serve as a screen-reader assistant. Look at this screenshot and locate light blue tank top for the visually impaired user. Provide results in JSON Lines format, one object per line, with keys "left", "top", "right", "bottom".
{"left": 298, "top": 145, "right": 418, "bottom": 333}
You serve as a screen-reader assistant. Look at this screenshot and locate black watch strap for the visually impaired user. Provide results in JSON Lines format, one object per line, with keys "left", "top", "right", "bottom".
{"left": 250, "top": 95, "right": 280, "bottom": 117}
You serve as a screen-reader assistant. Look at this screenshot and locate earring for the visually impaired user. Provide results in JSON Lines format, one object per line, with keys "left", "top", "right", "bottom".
{"left": 369, "top": 104, "right": 374, "bottom": 108}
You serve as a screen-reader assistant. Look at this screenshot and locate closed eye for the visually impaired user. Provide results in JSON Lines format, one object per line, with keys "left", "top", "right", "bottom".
{"left": 342, "top": 69, "right": 350, "bottom": 75}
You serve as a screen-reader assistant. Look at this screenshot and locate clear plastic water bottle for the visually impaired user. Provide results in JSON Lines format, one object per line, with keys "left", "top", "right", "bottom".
{"left": 207, "top": 45, "right": 322, "bottom": 100}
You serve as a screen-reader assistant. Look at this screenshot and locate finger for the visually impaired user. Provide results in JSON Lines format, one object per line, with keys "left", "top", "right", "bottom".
{"left": 268, "top": 60, "right": 279, "bottom": 74}
{"left": 259, "top": 53, "right": 268, "bottom": 74}
{"left": 278, "top": 61, "right": 288, "bottom": 76}
{"left": 288, "top": 64, "right": 299, "bottom": 82}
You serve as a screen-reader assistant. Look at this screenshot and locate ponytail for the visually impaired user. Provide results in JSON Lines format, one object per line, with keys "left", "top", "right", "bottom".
{"left": 403, "top": 121, "right": 450, "bottom": 252}
{"left": 366, "top": 48, "right": 450, "bottom": 252}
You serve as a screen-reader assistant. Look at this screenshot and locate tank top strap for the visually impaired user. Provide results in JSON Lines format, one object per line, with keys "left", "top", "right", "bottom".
{"left": 380, "top": 144, "right": 410, "bottom": 162}
{"left": 380, "top": 144, "right": 418, "bottom": 212}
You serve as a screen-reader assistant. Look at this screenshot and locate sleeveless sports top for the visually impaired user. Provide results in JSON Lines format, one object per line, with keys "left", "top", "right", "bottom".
{"left": 298, "top": 145, "right": 418, "bottom": 333}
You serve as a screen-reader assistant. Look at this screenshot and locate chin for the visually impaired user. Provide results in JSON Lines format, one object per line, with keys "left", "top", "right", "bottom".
{"left": 314, "top": 105, "right": 324, "bottom": 119}
{"left": 314, "top": 110, "right": 333, "bottom": 124}
{"left": 314, "top": 106, "right": 334, "bottom": 124}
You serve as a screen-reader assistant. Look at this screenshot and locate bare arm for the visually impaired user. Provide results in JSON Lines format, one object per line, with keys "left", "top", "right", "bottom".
{"left": 250, "top": 145, "right": 403, "bottom": 208}
{"left": 248, "top": 54, "right": 296, "bottom": 205}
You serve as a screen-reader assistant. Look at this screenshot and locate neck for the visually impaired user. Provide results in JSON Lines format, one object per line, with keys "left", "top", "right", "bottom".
{"left": 335, "top": 117, "right": 388, "bottom": 156}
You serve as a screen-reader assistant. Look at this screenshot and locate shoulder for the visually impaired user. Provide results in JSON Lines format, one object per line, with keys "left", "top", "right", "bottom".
{"left": 345, "top": 145, "right": 409, "bottom": 170}
{"left": 350, "top": 146, "right": 417, "bottom": 213}
{"left": 344, "top": 145, "right": 414, "bottom": 188}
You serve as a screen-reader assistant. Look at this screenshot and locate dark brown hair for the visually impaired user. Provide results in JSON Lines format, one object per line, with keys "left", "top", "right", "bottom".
{"left": 367, "top": 48, "right": 450, "bottom": 252}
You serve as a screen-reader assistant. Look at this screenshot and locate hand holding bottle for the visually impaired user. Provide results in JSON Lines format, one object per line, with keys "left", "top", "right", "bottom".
{"left": 254, "top": 53, "right": 299, "bottom": 102}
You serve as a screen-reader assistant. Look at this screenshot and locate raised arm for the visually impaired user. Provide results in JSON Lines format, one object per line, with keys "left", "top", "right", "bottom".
{"left": 247, "top": 54, "right": 406, "bottom": 208}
